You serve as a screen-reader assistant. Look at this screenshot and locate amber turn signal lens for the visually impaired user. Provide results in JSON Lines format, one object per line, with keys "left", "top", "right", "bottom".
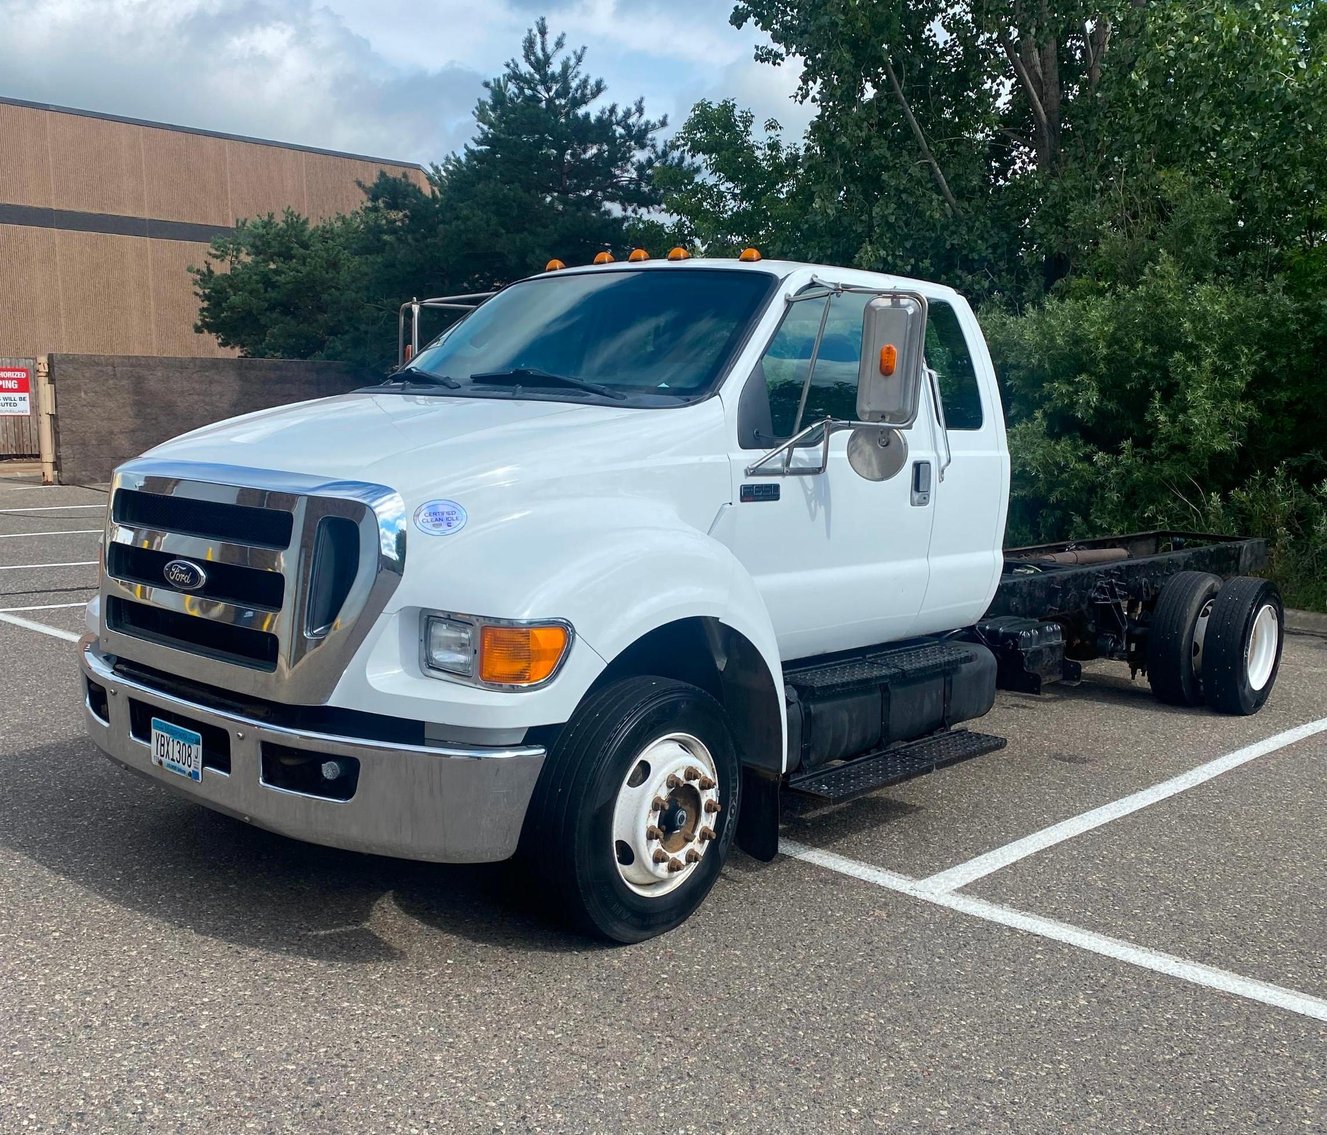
{"left": 478, "top": 624, "right": 570, "bottom": 686}
{"left": 879, "top": 343, "right": 898, "bottom": 376}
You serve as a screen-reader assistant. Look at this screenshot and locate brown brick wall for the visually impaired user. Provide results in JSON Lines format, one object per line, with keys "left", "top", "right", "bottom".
{"left": 50, "top": 353, "right": 362, "bottom": 485}
{"left": 0, "top": 100, "right": 429, "bottom": 360}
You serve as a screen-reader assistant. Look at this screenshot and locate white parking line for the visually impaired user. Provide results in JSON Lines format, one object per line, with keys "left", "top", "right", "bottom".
{"left": 0, "top": 602, "right": 88, "bottom": 613}
{"left": 0, "top": 612, "right": 81, "bottom": 642}
{"left": 0, "top": 560, "right": 97, "bottom": 571}
{"left": 0, "top": 529, "right": 100, "bottom": 539}
{"left": 782, "top": 840, "right": 1327, "bottom": 1023}
{"left": 916, "top": 717, "right": 1327, "bottom": 894}
{"left": 0, "top": 504, "right": 103, "bottom": 512}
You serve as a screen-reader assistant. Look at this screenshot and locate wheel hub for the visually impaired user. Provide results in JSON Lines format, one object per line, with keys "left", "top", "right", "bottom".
{"left": 611, "top": 733, "right": 721, "bottom": 898}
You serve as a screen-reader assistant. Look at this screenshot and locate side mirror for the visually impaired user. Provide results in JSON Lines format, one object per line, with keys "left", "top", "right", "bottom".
{"left": 857, "top": 293, "right": 927, "bottom": 428}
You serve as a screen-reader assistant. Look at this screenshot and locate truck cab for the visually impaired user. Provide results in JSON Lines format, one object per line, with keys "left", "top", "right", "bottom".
{"left": 82, "top": 254, "right": 1232, "bottom": 943}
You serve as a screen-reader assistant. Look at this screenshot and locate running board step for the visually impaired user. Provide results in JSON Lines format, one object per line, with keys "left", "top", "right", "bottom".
{"left": 787, "top": 729, "right": 1007, "bottom": 802}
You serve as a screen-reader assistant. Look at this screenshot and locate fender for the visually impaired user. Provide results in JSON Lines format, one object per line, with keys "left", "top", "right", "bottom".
{"left": 340, "top": 497, "right": 788, "bottom": 770}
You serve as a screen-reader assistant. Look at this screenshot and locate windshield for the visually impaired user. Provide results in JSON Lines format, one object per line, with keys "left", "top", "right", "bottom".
{"left": 396, "top": 267, "right": 777, "bottom": 405}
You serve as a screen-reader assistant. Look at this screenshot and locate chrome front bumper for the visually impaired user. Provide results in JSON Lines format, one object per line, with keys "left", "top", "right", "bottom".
{"left": 78, "top": 637, "right": 546, "bottom": 863}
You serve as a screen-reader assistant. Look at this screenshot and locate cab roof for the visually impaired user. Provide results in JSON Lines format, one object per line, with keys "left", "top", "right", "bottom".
{"left": 543, "top": 256, "right": 962, "bottom": 303}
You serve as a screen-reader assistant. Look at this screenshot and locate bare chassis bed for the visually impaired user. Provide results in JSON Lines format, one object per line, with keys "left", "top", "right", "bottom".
{"left": 977, "top": 531, "right": 1268, "bottom": 687}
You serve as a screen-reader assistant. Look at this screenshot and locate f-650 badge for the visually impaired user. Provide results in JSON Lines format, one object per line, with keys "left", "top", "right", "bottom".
{"left": 163, "top": 559, "right": 208, "bottom": 591}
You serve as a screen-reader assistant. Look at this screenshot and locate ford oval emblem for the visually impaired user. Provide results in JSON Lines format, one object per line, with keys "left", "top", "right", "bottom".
{"left": 163, "top": 559, "right": 208, "bottom": 592}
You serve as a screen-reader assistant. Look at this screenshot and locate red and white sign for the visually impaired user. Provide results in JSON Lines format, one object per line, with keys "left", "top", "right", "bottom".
{"left": 0, "top": 368, "right": 31, "bottom": 417}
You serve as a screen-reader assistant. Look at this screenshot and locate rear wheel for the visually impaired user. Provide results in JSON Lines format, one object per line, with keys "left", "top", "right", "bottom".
{"left": 1147, "top": 571, "right": 1222, "bottom": 707}
{"left": 519, "top": 676, "right": 740, "bottom": 943}
{"left": 1202, "top": 577, "right": 1284, "bottom": 715}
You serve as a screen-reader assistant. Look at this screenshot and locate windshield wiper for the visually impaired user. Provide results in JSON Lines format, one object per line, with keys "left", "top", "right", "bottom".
{"left": 386, "top": 367, "right": 461, "bottom": 389}
{"left": 468, "top": 367, "right": 627, "bottom": 401}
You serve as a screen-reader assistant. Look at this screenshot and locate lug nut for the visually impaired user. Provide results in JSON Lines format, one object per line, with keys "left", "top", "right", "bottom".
{"left": 645, "top": 825, "right": 663, "bottom": 841}
{"left": 685, "top": 849, "right": 701, "bottom": 864}
{"left": 651, "top": 795, "right": 668, "bottom": 810}
{"left": 704, "top": 799, "right": 722, "bottom": 814}
{"left": 684, "top": 766, "right": 702, "bottom": 781}
{"left": 667, "top": 858, "right": 685, "bottom": 873}
{"left": 699, "top": 827, "right": 716, "bottom": 843}
{"left": 652, "top": 849, "right": 670, "bottom": 864}
{"left": 666, "top": 774, "right": 683, "bottom": 789}
{"left": 698, "top": 776, "right": 716, "bottom": 790}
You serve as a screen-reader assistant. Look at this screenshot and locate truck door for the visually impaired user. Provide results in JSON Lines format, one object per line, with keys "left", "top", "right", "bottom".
{"left": 914, "top": 298, "right": 1009, "bottom": 634}
{"left": 718, "top": 285, "right": 938, "bottom": 660}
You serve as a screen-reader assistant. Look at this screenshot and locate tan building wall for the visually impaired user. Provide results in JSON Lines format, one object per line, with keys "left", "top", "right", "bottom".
{"left": 0, "top": 97, "right": 429, "bottom": 359}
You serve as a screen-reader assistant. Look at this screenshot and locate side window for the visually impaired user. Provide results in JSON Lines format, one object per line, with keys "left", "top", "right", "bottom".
{"left": 759, "top": 291, "right": 871, "bottom": 440}
{"left": 925, "top": 301, "right": 984, "bottom": 430}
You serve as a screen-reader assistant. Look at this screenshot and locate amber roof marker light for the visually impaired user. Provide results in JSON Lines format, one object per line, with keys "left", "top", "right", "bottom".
{"left": 627, "top": 248, "right": 650, "bottom": 262}
{"left": 667, "top": 246, "right": 692, "bottom": 261}
{"left": 545, "top": 258, "right": 566, "bottom": 272}
{"left": 593, "top": 251, "right": 615, "bottom": 264}
{"left": 738, "top": 247, "right": 762, "bottom": 262}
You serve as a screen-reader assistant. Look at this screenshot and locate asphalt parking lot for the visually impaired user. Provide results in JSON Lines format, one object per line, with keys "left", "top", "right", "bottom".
{"left": 1, "top": 476, "right": 1324, "bottom": 1134}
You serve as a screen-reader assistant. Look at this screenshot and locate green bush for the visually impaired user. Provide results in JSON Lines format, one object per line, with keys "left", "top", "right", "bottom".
{"left": 1200, "top": 470, "right": 1327, "bottom": 613}
{"left": 983, "top": 258, "right": 1326, "bottom": 610}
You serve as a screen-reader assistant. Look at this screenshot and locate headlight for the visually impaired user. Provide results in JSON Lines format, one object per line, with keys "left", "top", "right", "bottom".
{"left": 421, "top": 613, "right": 572, "bottom": 688}
{"left": 424, "top": 616, "right": 476, "bottom": 677}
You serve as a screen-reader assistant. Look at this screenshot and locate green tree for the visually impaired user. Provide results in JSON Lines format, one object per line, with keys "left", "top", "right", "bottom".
{"left": 193, "top": 20, "right": 672, "bottom": 369}
{"left": 672, "top": 0, "right": 1327, "bottom": 605}
{"left": 656, "top": 99, "right": 810, "bottom": 257}
{"left": 435, "top": 18, "right": 673, "bottom": 288}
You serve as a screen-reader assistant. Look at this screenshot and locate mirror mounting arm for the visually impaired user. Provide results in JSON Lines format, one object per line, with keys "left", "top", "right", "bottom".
{"left": 745, "top": 417, "right": 871, "bottom": 478}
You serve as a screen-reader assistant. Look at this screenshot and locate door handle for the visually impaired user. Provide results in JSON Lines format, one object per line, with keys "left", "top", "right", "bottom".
{"left": 911, "top": 460, "right": 932, "bottom": 506}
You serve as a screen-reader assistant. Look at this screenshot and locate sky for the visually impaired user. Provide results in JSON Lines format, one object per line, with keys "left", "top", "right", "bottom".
{"left": 0, "top": 0, "right": 812, "bottom": 165}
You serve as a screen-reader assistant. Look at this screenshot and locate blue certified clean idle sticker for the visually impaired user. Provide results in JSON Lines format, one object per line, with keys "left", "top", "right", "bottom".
{"left": 414, "top": 499, "right": 467, "bottom": 536}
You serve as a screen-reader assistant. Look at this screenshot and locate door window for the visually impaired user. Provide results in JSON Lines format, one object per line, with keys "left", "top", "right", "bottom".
{"left": 925, "top": 302, "right": 983, "bottom": 430}
{"left": 754, "top": 291, "right": 873, "bottom": 442}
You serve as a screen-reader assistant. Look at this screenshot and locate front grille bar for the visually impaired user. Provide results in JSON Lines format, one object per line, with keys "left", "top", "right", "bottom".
{"left": 100, "top": 460, "right": 407, "bottom": 705}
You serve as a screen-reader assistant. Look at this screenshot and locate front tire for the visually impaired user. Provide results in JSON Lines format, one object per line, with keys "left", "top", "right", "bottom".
{"left": 1202, "top": 577, "right": 1284, "bottom": 715}
{"left": 519, "top": 676, "right": 741, "bottom": 943}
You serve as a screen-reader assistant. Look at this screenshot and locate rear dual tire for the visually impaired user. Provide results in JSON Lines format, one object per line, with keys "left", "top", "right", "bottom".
{"left": 1148, "top": 572, "right": 1283, "bottom": 715}
{"left": 1201, "top": 577, "right": 1284, "bottom": 716}
{"left": 1148, "top": 571, "right": 1222, "bottom": 707}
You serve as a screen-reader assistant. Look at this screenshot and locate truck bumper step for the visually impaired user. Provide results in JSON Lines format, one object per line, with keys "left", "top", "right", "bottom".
{"left": 787, "top": 729, "right": 1007, "bottom": 802}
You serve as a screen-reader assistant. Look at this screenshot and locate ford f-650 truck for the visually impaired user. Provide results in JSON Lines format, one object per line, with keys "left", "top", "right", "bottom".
{"left": 78, "top": 252, "right": 1284, "bottom": 942}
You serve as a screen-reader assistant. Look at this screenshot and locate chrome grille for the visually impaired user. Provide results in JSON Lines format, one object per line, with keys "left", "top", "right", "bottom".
{"left": 100, "top": 460, "right": 407, "bottom": 704}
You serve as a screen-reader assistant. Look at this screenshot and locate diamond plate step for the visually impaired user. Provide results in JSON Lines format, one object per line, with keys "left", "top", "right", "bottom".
{"left": 787, "top": 729, "right": 1007, "bottom": 801}
{"left": 785, "top": 642, "right": 975, "bottom": 696}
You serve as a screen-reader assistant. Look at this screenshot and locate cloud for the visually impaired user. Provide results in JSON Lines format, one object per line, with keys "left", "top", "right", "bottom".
{"left": 0, "top": 0, "right": 485, "bottom": 162}
{"left": 0, "top": 0, "right": 810, "bottom": 165}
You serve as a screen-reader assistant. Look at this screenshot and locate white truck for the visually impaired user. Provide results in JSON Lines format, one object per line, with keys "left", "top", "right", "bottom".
{"left": 78, "top": 253, "right": 1285, "bottom": 942}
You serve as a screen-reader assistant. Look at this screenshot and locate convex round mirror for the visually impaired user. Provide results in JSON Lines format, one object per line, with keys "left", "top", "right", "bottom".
{"left": 846, "top": 426, "right": 908, "bottom": 481}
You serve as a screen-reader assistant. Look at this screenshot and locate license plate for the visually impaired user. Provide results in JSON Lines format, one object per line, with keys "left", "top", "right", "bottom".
{"left": 151, "top": 718, "right": 203, "bottom": 782}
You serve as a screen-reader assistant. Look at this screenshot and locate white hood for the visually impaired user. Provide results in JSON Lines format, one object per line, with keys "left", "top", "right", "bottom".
{"left": 141, "top": 390, "right": 730, "bottom": 514}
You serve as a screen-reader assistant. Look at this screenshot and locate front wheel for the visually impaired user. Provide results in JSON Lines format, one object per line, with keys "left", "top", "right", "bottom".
{"left": 519, "top": 676, "right": 741, "bottom": 943}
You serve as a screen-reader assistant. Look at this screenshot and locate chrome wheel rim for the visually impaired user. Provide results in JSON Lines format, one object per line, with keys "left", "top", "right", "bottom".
{"left": 611, "top": 732, "right": 721, "bottom": 898}
{"left": 1245, "top": 603, "right": 1279, "bottom": 691}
